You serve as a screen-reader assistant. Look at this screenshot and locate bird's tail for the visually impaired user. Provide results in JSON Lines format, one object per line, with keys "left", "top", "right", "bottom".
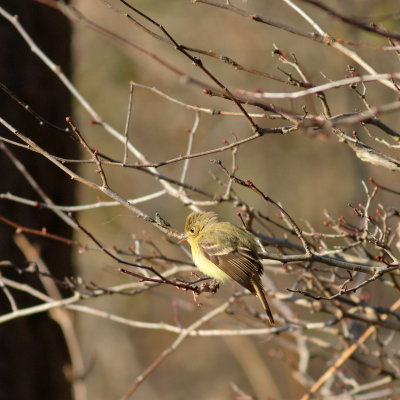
{"left": 251, "top": 279, "right": 275, "bottom": 325}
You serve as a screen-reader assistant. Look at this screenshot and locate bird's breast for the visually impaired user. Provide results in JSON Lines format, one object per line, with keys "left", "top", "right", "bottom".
{"left": 191, "top": 245, "right": 231, "bottom": 282}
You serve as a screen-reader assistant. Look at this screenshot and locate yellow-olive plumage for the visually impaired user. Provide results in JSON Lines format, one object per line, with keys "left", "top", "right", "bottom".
{"left": 182, "top": 211, "right": 274, "bottom": 324}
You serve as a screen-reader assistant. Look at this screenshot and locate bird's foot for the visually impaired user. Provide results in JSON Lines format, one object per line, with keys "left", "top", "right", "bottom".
{"left": 199, "top": 278, "right": 220, "bottom": 293}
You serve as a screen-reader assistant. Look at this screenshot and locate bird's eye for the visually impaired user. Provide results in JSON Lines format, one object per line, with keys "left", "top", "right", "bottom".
{"left": 189, "top": 227, "right": 195, "bottom": 234}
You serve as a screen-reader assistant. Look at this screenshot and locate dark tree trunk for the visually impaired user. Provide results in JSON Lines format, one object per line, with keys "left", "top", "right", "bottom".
{"left": 0, "top": 2, "right": 75, "bottom": 399}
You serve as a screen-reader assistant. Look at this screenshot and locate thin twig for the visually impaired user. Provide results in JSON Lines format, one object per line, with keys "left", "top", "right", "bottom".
{"left": 179, "top": 111, "right": 200, "bottom": 185}
{"left": 123, "top": 82, "right": 135, "bottom": 165}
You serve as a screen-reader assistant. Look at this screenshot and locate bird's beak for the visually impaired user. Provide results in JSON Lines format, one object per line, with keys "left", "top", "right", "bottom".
{"left": 178, "top": 235, "right": 187, "bottom": 244}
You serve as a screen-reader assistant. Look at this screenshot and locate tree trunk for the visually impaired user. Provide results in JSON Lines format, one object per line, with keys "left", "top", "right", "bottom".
{"left": 0, "top": 2, "right": 75, "bottom": 399}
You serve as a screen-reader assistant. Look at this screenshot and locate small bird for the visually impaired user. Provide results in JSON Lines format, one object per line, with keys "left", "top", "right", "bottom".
{"left": 179, "top": 211, "right": 274, "bottom": 324}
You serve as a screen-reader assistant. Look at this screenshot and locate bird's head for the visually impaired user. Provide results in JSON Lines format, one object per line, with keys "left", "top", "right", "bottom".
{"left": 179, "top": 211, "right": 219, "bottom": 244}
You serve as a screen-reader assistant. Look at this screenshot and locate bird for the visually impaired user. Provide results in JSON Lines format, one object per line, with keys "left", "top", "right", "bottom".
{"left": 179, "top": 211, "right": 274, "bottom": 324}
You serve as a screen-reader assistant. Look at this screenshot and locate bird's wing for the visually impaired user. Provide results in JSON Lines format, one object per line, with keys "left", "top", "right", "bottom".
{"left": 198, "top": 231, "right": 262, "bottom": 293}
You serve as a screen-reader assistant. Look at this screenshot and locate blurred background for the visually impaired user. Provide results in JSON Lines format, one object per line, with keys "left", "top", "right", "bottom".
{"left": 1, "top": 0, "right": 399, "bottom": 399}
{"left": 73, "top": 1, "right": 400, "bottom": 399}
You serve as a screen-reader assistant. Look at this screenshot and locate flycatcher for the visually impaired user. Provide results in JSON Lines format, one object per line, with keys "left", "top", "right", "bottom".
{"left": 180, "top": 211, "right": 274, "bottom": 324}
